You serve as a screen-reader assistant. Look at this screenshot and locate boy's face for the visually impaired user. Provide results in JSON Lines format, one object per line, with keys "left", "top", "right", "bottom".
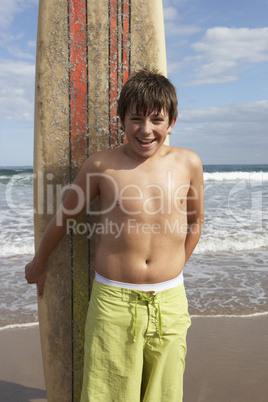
{"left": 121, "top": 107, "right": 176, "bottom": 158}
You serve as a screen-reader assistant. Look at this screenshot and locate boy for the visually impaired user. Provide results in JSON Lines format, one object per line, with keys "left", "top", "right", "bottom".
{"left": 25, "top": 69, "right": 204, "bottom": 401}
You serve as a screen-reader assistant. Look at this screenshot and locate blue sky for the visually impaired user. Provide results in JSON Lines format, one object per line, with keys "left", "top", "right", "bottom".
{"left": 0, "top": 0, "right": 267, "bottom": 166}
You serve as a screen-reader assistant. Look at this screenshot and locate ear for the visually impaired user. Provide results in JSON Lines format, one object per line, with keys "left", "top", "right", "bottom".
{"left": 119, "top": 118, "right": 125, "bottom": 131}
{"left": 167, "top": 117, "right": 177, "bottom": 134}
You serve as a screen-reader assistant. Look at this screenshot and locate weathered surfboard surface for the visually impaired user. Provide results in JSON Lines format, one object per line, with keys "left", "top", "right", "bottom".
{"left": 34, "top": 0, "right": 167, "bottom": 400}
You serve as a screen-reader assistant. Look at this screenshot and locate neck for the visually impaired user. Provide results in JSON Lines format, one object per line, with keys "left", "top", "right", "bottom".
{"left": 123, "top": 143, "right": 168, "bottom": 164}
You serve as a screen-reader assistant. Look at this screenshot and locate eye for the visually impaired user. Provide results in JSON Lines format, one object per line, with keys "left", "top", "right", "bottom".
{"left": 131, "top": 116, "right": 142, "bottom": 121}
{"left": 152, "top": 112, "right": 165, "bottom": 122}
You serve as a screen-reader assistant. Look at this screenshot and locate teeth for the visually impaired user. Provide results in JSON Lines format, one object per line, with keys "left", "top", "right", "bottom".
{"left": 138, "top": 139, "right": 154, "bottom": 143}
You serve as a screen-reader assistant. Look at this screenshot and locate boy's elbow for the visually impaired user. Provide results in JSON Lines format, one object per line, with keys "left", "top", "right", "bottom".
{"left": 188, "top": 214, "right": 204, "bottom": 235}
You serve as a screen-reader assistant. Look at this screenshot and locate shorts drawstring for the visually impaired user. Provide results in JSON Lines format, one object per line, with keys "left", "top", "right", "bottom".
{"left": 133, "top": 292, "right": 163, "bottom": 344}
{"left": 133, "top": 295, "right": 138, "bottom": 343}
{"left": 158, "top": 301, "right": 163, "bottom": 344}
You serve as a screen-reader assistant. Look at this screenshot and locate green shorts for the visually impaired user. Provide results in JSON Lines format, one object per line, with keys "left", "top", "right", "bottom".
{"left": 80, "top": 280, "right": 191, "bottom": 402}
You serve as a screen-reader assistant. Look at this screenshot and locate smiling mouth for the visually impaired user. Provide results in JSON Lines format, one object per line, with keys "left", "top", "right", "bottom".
{"left": 137, "top": 138, "right": 155, "bottom": 145}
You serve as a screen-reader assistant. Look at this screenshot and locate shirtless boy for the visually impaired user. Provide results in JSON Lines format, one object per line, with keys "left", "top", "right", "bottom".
{"left": 25, "top": 69, "right": 204, "bottom": 401}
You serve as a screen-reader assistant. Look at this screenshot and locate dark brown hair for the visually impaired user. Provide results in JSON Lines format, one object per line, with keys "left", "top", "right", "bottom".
{"left": 118, "top": 69, "right": 178, "bottom": 126}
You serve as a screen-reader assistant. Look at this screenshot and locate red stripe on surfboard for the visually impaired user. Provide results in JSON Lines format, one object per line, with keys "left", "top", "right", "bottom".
{"left": 121, "top": 0, "right": 130, "bottom": 145}
{"left": 69, "top": 0, "right": 88, "bottom": 164}
{"left": 122, "top": 0, "right": 130, "bottom": 86}
{"left": 109, "top": 0, "right": 118, "bottom": 147}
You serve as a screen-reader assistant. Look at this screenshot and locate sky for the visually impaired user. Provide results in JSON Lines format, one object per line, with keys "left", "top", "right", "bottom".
{"left": 0, "top": 0, "right": 267, "bottom": 166}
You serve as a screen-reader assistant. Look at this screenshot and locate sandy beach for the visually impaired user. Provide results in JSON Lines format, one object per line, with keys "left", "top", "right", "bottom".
{"left": 184, "top": 316, "right": 268, "bottom": 402}
{"left": 1, "top": 316, "right": 267, "bottom": 402}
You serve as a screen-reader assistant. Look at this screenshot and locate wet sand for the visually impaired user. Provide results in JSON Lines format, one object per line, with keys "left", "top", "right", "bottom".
{"left": 0, "top": 326, "right": 46, "bottom": 402}
{"left": 184, "top": 315, "right": 268, "bottom": 402}
{"left": 0, "top": 316, "right": 267, "bottom": 402}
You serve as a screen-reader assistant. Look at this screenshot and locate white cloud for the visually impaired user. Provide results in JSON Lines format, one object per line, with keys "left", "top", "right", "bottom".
{"left": 173, "top": 100, "right": 268, "bottom": 163}
{"left": 174, "top": 118, "right": 268, "bottom": 164}
{"left": 0, "top": 1, "right": 37, "bottom": 61}
{"left": 0, "top": 59, "right": 35, "bottom": 121}
{"left": 6, "top": 45, "right": 35, "bottom": 60}
{"left": 165, "top": 22, "right": 201, "bottom": 38}
{"left": 179, "top": 100, "right": 268, "bottom": 124}
{"left": 183, "top": 75, "right": 239, "bottom": 86}
{"left": 27, "top": 40, "right": 36, "bottom": 48}
{"left": 163, "top": 0, "right": 187, "bottom": 5}
{"left": 164, "top": 6, "right": 179, "bottom": 21}
{"left": 172, "top": 101, "right": 268, "bottom": 163}
{"left": 0, "top": 0, "right": 20, "bottom": 29}
{"left": 163, "top": 0, "right": 200, "bottom": 38}
{"left": 185, "top": 27, "right": 268, "bottom": 86}
{"left": 163, "top": 0, "right": 190, "bottom": 6}
{"left": 192, "top": 27, "right": 268, "bottom": 63}
{"left": 0, "top": 0, "right": 38, "bottom": 30}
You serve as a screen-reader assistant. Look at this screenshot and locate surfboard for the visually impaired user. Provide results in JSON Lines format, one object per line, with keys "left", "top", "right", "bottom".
{"left": 34, "top": 0, "right": 167, "bottom": 400}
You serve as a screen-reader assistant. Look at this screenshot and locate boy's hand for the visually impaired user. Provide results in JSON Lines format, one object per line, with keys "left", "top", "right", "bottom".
{"left": 25, "top": 258, "right": 47, "bottom": 298}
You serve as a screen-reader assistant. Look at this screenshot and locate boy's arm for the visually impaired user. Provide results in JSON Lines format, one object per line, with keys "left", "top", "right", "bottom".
{"left": 184, "top": 153, "right": 204, "bottom": 264}
{"left": 25, "top": 156, "right": 100, "bottom": 297}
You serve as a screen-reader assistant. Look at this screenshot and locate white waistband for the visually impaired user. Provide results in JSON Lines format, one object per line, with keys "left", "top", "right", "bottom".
{"left": 95, "top": 271, "right": 184, "bottom": 292}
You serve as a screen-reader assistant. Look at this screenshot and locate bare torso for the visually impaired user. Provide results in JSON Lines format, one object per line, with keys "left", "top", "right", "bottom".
{"left": 25, "top": 88, "right": 204, "bottom": 298}
{"left": 92, "top": 144, "right": 192, "bottom": 283}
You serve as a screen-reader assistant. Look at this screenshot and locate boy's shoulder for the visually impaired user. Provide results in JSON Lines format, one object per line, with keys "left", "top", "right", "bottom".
{"left": 82, "top": 146, "right": 125, "bottom": 171}
{"left": 90, "top": 146, "right": 120, "bottom": 159}
{"left": 167, "top": 146, "right": 203, "bottom": 183}
{"left": 83, "top": 145, "right": 202, "bottom": 175}
{"left": 168, "top": 146, "right": 202, "bottom": 167}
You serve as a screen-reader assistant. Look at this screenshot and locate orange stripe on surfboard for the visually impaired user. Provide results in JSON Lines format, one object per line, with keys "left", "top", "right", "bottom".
{"left": 109, "top": 0, "right": 119, "bottom": 147}
{"left": 122, "top": 0, "right": 130, "bottom": 85}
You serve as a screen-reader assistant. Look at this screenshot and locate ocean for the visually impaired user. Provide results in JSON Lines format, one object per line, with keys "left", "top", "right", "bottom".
{"left": 0, "top": 165, "right": 267, "bottom": 329}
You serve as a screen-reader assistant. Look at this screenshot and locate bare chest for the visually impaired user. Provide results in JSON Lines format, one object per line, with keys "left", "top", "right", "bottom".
{"left": 99, "top": 168, "right": 190, "bottom": 217}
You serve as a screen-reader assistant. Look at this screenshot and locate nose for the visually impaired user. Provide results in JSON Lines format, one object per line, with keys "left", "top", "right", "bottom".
{"left": 142, "top": 118, "right": 152, "bottom": 135}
